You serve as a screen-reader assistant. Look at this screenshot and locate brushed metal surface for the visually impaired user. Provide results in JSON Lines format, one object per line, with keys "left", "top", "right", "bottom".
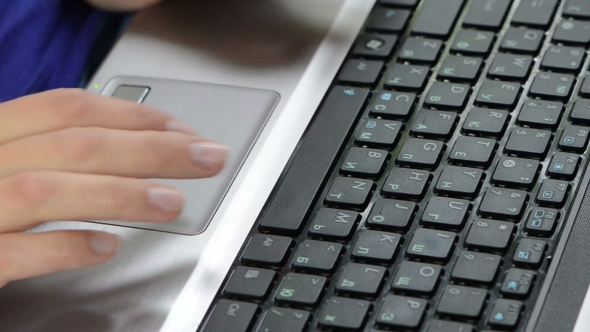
{"left": 0, "top": 0, "right": 376, "bottom": 331}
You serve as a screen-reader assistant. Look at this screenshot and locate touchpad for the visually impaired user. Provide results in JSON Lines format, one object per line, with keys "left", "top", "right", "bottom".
{"left": 97, "top": 77, "right": 279, "bottom": 235}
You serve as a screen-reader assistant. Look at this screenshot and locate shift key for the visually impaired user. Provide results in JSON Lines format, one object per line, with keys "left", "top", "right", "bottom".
{"left": 412, "top": 0, "right": 465, "bottom": 38}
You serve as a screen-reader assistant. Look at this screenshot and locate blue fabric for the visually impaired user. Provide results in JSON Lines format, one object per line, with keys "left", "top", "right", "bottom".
{"left": 0, "top": 0, "right": 104, "bottom": 102}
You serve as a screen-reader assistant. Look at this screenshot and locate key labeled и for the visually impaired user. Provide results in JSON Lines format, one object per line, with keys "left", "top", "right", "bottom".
{"left": 340, "top": 147, "right": 388, "bottom": 178}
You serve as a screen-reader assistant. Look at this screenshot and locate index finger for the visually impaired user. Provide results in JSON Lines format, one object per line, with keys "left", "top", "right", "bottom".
{"left": 0, "top": 89, "right": 196, "bottom": 144}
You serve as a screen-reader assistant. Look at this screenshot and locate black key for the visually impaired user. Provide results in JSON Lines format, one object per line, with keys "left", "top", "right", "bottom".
{"left": 369, "top": 91, "right": 416, "bottom": 120}
{"left": 525, "top": 207, "right": 560, "bottom": 237}
{"left": 463, "top": 0, "right": 511, "bottom": 31}
{"left": 241, "top": 234, "right": 292, "bottom": 267}
{"left": 309, "top": 208, "right": 358, "bottom": 240}
{"left": 491, "top": 157, "right": 540, "bottom": 190}
{"left": 385, "top": 64, "right": 430, "bottom": 91}
{"left": 396, "top": 138, "right": 445, "bottom": 170}
{"left": 435, "top": 165, "right": 484, "bottom": 199}
{"left": 353, "top": 33, "right": 398, "bottom": 58}
{"left": 275, "top": 273, "right": 326, "bottom": 306}
{"left": 318, "top": 297, "right": 370, "bottom": 330}
{"left": 336, "top": 263, "right": 386, "bottom": 297}
{"left": 564, "top": 0, "right": 590, "bottom": 19}
{"left": 201, "top": 300, "right": 257, "bottom": 332}
{"left": 352, "top": 230, "right": 400, "bottom": 264}
{"left": 392, "top": 261, "right": 442, "bottom": 295}
{"left": 340, "top": 147, "right": 388, "bottom": 178}
{"left": 536, "top": 179, "right": 570, "bottom": 208}
{"left": 376, "top": 295, "right": 428, "bottom": 329}
{"left": 517, "top": 99, "right": 563, "bottom": 130}
{"left": 512, "top": 0, "right": 557, "bottom": 28}
{"left": 462, "top": 107, "right": 509, "bottom": 138}
{"left": 421, "top": 197, "right": 471, "bottom": 230}
{"left": 382, "top": 168, "right": 431, "bottom": 200}
{"left": 438, "top": 56, "right": 483, "bottom": 83}
{"left": 465, "top": 219, "right": 514, "bottom": 253}
{"left": 452, "top": 251, "right": 501, "bottom": 286}
{"left": 542, "top": 45, "right": 585, "bottom": 73}
{"left": 488, "top": 54, "right": 533, "bottom": 82}
{"left": 479, "top": 188, "right": 527, "bottom": 221}
{"left": 324, "top": 177, "right": 373, "bottom": 209}
{"left": 424, "top": 83, "right": 470, "bottom": 110}
{"left": 291, "top": 240, "right": 342, "bottom": 273}
{"left": 530, "top": 72, "right": 575, "bottom": 101}
{"left": 437, "top": 285, "right": 487, "bottom": 319}
{"left": 355, "top": 119, "right": 402, "bottom": 149}
{"left": 451, "top": 30, "right": 495, "bottom": 55}
{"left": 398, "top": 37, "right": 443, "bottom": 64}
{"left": 258, "top": 307, "right": 310, "bottom": 332}
{"left": 513, "top": 238, "right": 547, "bottom": 268}
{"left": 407, "top": 228, "right": 456, "bottom": 263}
{"left": 258, "top": 87, "right": 369, "bottom": 234}
{"left": 410, "top": 109, "right": 458, "bottom": 139}
{"left": 475, "top": 80, "right": 520, "bottom": 108}
{"left": 571, "top": 98, "right": 590, "bottom": 125}
{"left": 366, "top": 7, "right": 411, "bottom": 32}
{"left": 500, "top": 27, "right": 544, "bottom": 54}
{"left": 553, "top": 19, "right": 590, "bottom": 45}
{"left": 366, "top": 198, "right": 417, "bottom": 231}
{"left": 501, "top": 268, "right": 535, "bottom": 298}
{"left": 559, "top": 125, "right": 590, "bottom": 152}
{"left": 504, "top": 127, "right": 552, "bottom": 159}
{"left": 582, "top": 76, "right": 590, "bottom": 98}
{"left": 338, "top": 59, "right": 383, "bottom": 85}
{"left": 547, "top": 152, "right": 580, "bottom": 180}
{"left": 450, "top": 136, "right": 496, "bottom": 168}
{"left": 487, "top": 299, "right": 523, "bottom": 329}
{"left": 426, "top": 320, "right": 475, "bottom": 332}
{"left": 381, "top": 0, "right": 418, "bottom": 6}
{"left": 223, "top": 266, "right": 275, "bottom": 300}
{"left": 411, "top": 0, "right": 465, "bottom": 38}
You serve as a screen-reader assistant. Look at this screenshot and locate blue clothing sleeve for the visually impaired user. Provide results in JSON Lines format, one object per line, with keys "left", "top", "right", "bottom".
{"left": 0, "top": 0, "right": 105, "bottom": 102}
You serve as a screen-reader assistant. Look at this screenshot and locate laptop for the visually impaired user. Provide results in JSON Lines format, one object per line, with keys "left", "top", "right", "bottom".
{"left": 2, "top": 0, "right": 590, "bottom": 331}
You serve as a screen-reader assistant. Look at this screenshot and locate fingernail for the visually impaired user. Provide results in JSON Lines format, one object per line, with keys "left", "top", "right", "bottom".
{"left": 147, "top": 187, "right": 185, "bottom": 213}
{"left": 89, "top": 232, "right": 120, "bottom": 255}
{"left": 189, "top": 141, "right": 228, "bottom": 169}
{"left": 166, "top": 120, "right": 197, "bottom": 135}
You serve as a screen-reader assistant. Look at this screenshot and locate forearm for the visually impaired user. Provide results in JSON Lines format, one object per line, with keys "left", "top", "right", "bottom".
{"left": 85, "top": 0, "right": 165, "bottom": 11}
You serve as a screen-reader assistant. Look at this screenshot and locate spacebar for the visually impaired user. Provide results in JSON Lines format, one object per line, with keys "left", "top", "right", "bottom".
{"left": 258, "top": 86, "right": 369, "bottom": 234}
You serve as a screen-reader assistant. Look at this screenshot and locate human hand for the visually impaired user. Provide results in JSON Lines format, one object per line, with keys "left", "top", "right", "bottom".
{"left": 0, "top": 89, "right": 227, "bottom": 287}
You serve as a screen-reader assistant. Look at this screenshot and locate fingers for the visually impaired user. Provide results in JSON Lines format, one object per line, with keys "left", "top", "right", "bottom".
{"left": 0, "top": 231, "right": 119, "bottom": 286}
{"left": 0, "top": 171, "right": 187, "bottom": 233}
{"left": 0, "top": 89, "right": 196, "bottom": 144}
{"left": 0, "top": 127, "right": 228, "bottom": 180}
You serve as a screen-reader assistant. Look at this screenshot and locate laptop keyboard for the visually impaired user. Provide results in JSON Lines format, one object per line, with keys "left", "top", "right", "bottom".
{"left": 200, "top": 0, "right": 590, "bottom": 331}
